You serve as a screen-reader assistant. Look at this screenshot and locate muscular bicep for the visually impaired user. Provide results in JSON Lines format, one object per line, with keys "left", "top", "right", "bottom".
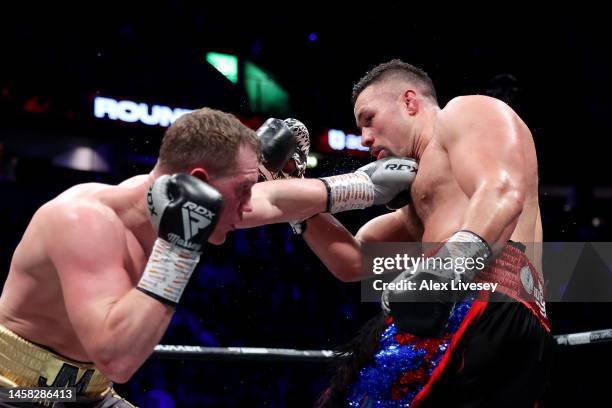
{"left": 356, "top": 206, "right": 422, "bottom": 243}
{"left": 46, "top": 205, "right": 134, "bottom": 349}
{"left": 439, "top": 96, "right": 528, "bottom": 197}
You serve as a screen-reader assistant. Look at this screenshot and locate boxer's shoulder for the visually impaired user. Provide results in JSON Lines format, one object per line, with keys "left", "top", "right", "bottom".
{"left": 49, "top": 179, "right": 142, "bottom": 218}
{"left": 439, "top": 95, "right": 513, "bottom": 125}
{"left": 443, "top": 94, "right": 509, "bottom": 112}
{"left": 59, "top": 180, "right": 118, "bottom": 198}
{"left": 118, "top": 174, "right": 150, "bottom": 188}
{"left": 435, "top": 95, "right": 521, "bottom": 147}
{"left": 32, "top": 178, "right": 151, "bottom": 252}
{"left": 39, "top": 189, "right": 125, "bottom": 240}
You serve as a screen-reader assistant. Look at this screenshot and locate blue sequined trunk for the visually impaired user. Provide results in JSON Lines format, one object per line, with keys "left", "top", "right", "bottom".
{"left": 347, "top": 296, "right": 476, "bottom": 407}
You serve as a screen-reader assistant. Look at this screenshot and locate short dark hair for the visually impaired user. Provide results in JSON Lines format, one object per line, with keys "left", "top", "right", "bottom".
{"left": 157, "top": 107, "right": 261, "bottom": 175}
{"left": 352, "top": 59, "right": 438, "bottom": 105}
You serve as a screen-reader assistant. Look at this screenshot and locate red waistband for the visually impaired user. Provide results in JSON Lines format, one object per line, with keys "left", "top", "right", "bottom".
{"left": 475, "top": 243, "right": 550, "bottom": 332}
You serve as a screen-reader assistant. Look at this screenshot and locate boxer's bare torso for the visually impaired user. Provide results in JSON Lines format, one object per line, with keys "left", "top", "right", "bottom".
{"left": 407, "top": 101, "right": 541, "bottom": 244}
{"left": 0, "top": 175, "right": 154, "bottom": 362}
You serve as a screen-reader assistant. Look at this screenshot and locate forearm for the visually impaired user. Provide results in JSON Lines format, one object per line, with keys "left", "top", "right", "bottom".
{"left": 461, "top": 181, "right": 524, "bottom": 247}
{"left": 91, "top": 289, "right": 174, "bottom": 382}
{"left": 240, "top": 179, "right": 328, "bottom": 228}
{"left": 303, "top": 214, "right": 365, "bottom": 282}
{"left": 241, "top": 157, "right": 417, "bottom": 229}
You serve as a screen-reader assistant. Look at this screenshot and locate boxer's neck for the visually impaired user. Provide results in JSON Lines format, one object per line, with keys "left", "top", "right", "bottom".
{"left": 101, "top": 173, "right": 157, "bottom": 244}
{"left": 411, "top": 105, "right": 440, "bottom": 161}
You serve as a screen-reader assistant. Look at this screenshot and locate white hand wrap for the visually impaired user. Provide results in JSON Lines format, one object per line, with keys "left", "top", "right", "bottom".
{"left": 320, "top": 172, "right": 375, "bottom": 213}
{"left": 137, "top": 238, "right": 201, "bottom": 305}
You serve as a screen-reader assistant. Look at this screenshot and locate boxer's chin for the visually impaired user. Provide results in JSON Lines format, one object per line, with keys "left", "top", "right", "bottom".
{"left": 383, "top": 149, "right": 399, "bottom": 158}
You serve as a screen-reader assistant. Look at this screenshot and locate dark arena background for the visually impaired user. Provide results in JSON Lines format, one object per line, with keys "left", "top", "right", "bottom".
{"left": 1, "top": 7, "right": 611, "bottom": 407}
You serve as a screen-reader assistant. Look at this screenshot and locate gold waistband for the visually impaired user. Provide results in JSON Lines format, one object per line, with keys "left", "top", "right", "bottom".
{"left": 0, "top": 324, "right": 111, "bottom": 398}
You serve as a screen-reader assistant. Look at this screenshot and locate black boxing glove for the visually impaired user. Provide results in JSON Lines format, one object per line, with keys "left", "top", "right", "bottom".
{"left": 137, "top": 174, "right": 223, "bottom": 305}
{"left": 256, "top": 118, "right": 312, "bottom": 234}
{"left": 381, "top": 230, "right": 492, "bottom": 337}
{"left": 257, "top": 118, "right": 310, "bottom": 181}
{"left": 282, "top": 118, "right": 310, "bottom": 179}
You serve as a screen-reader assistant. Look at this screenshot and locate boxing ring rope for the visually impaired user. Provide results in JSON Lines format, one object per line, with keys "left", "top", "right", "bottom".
{"left": 151, "top": 329, "right": 612, "bottom": 362}
{"left": 554, "top": 328, "right": 612, "bottom": 346}
{"left": 152, "top": 345, "right": 335, "bottom": 362}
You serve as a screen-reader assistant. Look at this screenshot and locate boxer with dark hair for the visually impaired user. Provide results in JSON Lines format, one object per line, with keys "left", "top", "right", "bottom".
{"left": 242, "top": 59, "right": 553, "bottom": 407}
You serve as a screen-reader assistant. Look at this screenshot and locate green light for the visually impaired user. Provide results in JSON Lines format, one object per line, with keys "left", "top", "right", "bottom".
{"left": 307, "top": 154, "right": 318, "bottom": 168}
{"left": 244, "top": 61, "right": 290, "bottom": 115}
{"left": 206, "top": 52, "right": 238, "bottom": 84}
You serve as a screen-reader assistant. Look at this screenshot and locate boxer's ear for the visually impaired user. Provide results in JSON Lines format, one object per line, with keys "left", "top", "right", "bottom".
{"left": 189, "top": 167, "right": 210, "bottom": 182}
{"left": 403, "top": 89, "right": 419, "bottom": 116}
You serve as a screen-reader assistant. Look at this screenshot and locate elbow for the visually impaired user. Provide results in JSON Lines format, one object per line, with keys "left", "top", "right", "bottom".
{"left": 334, "top": 270, "right": 360, "bottom": 283}
{"left": 331, "top": 264, "right": 363, "bottom": 282}
{"left": 501, "top": 186, "right": 526, "bottom": 220}
{"left": 92, "top": 345, "right": 142, "bottom": 383}
{"left": 96, "top": 355, "right": 139, "bottom": 384}
{"left": 483, "top": 179, "right": 526, "bottom": 218}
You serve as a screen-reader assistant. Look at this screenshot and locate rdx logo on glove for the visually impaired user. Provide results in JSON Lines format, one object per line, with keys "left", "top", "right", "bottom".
{"left": 146, "top": 189, "right": 157, "bottom": 217}
{"left": 385, "top": 163, "right": 417, "bottom": 172}
{"left": 181, "top": 201, "right": 216, "bottom": 241}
